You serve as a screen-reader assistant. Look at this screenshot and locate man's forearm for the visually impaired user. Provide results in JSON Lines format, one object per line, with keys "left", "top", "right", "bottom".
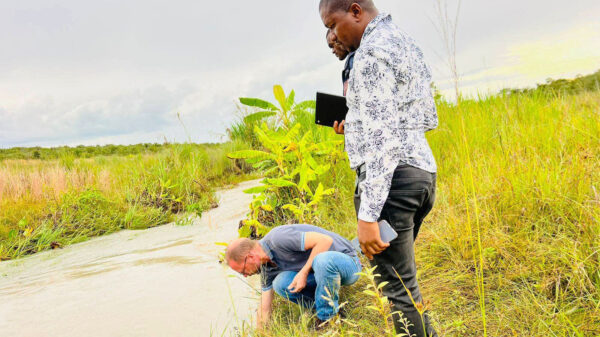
{"left": 257, "top": 289, "right": 273, "bottom": 330}
{"left": 300, "top": 238, "right": 333, "bottom": 274}
{"left": 257, "top": 307, "right": 270, "bottom": 329}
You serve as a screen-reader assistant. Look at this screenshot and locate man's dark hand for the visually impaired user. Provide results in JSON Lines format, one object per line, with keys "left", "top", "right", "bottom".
{"left": 358, "top": 219, "right": 389, "bottom": 260}
{"left": 333, "top": 120, "right": 345, "bottom": 134}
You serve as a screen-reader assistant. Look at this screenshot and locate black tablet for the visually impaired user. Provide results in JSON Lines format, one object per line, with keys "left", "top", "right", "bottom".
{"left": 315, "top": 92, "right": 348, "bottom": 127}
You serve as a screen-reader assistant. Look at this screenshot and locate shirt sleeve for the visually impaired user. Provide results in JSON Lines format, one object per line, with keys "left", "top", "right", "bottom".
{"left": 351, "top": 47, "right": 409, "bottom": 222}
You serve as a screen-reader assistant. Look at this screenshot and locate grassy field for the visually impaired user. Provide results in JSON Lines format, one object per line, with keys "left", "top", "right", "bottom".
{"left": 230, "top": 78, "right": 599, "bottom": 336}
{"left": 0, "top": 142, "right": 255, "bottom": 260}
{"left": 1, "top": 73, "right": 598, "bottom": 335}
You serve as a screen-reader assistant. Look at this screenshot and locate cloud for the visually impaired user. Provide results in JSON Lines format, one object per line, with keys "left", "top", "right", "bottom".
{"left": 432, "top": 21, "right": 600, "bottom": 99}
{"left": 1, "top": 0, "right": 599, "bottom": 146}
{"left": 1, "top": 84, "right": 196, "bottom": 147}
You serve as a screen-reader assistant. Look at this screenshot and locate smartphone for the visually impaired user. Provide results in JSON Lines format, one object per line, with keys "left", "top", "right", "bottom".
{"left": 351, "top": 220, "right": 398, "bottom": 254}
{"left": 378, "top": 219, "right": 398, "bottom": 243}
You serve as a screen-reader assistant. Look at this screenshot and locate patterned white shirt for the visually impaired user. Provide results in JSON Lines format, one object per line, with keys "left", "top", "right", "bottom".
{"left": 345, "top": 13, "right": 438, "bottom": 222}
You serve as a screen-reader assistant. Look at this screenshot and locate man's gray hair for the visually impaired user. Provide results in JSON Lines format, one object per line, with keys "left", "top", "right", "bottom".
{"left": 225, "top": 238, "right": 258, "bottom": 263}
{"left": 319, "top": 0, "right": 376, "bottom": 14}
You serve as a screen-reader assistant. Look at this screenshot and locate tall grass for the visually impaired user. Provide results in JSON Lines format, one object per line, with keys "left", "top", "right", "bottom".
{"left": 422, "top": 90, "right": 599, "bottom": 336}
{"left": 0, "top": 141, "right": 255, "bottom": 260}
{"left": 235, "top": 88, "right": 599, "bottom": 336}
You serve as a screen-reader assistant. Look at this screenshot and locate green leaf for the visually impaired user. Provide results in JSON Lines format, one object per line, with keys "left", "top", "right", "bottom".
{"left": 252, "top": 194, "right": 267, "bottom": 204}
{"left": 260, "top": 204, "right": 273, "bottom": 212}
{"left": 314, "top": 164, "right": 331, "bottom": 175}
{"left": 307, "top": 183, "right": 334, "bottom": 207}
{"left": 282, "top": 204, "right": 303, "bottom": 217}
{"left": 8, "top": 229, "right": 17, "bottom": 240}
{"left": 17, "top": 218, "right": 28, "bottom": 229}
{"left": 239, "top": 224, "right": 253, "bottom": 238}
{"left": 253, "top": 125, "right": 281, "bottom": 155}
{"left": 305, "top": 152, "right": 319, "bottom": 170}
{"left": 298, "top": 162, "right": 309, "bottom": 193}
{"left": 286, "top": 90, "right": 295, "bottom": 109}
{"left": 239, "top": 219, "right": 264, "bottom": 238}
{"left": 251, "top": 160, "right": 272, "bottom": 170}
{"left": 264, "top": 178, "right": 297, "bottom": 188}
{"left": 263, "top": 166, "right": 280, "bottom": 176}
{"left": 284, "top": 123, "right": 302, "bottom": 142}
{"left": 239, "top": 97, "right": 278, "bottom": 111}
{"left": 243, "top": 111, "right": 276, "bottom": 124}
{"left": 299, "top": 129, "right": 312, "bottom": 147}
{"left": 281, "top": 203, "right": 297, "bottom": 210}
{"left": 311, "top": 140, "right": 344, "bottom": 152}
{"left": 243, "top": 185, "right": 267, "bottom": 194}
{"left": 273, "top": 85, "right": 288, "bottom": 112}
{"left": 377, "top": 281, "right": 389, "bottom": 290}
{"left": 362, "top": 290, "right": 378, "bottom": 297}
{"left": 255, "top": 222, "right": 270, "bottom": 237}
{"left": 322, "top": 188, "right": 334, "bottom": 195}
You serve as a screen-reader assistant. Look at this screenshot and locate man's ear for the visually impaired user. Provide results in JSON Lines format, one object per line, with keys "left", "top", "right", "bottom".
{"left": 350, "top": 3, "right": 362, "bottom": 20}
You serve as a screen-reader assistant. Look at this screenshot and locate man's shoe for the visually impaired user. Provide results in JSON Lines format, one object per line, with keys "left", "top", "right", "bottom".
{"left": 313, "top": 308, "right": 346, "bottom": 331}
{"left": 313, "top": 317, "right": 329, "bottom": 331}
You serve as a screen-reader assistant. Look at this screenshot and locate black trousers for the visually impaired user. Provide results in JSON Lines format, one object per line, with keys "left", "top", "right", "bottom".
{"left": 354, "top": 163, "right": 438, "bottom": 337}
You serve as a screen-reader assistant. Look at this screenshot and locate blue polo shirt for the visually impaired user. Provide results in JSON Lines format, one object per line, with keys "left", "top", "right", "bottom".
{"left": 258, "top": 224, "right": 356, "bottom": 291}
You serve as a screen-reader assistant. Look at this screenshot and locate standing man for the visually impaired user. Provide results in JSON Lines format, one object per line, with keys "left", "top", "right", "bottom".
{"left": 319, "top": 1, "right": 439, "bottom": 336}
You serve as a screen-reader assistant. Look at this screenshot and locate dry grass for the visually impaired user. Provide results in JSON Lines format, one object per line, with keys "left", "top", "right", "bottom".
{"left": 0, "top": 142, "right": 255, "bottom": 260}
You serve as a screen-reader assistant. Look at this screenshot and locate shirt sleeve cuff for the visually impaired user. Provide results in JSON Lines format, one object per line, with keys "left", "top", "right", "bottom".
{"left": 262, "top": 285, "right": 273, "bottom": 292}
{"left": 358, "top": 205, "right": 379, "bottom": 223}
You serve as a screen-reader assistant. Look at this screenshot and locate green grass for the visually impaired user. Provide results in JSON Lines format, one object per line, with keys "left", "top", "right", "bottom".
{"left": 236, "top": 88, "right": 599, "bottom": 336}
{"left": 1, "top": 73, "right": 598, "bottom": 336}
{"left": 0, "top": 141, "right": 256, "bottom": 260}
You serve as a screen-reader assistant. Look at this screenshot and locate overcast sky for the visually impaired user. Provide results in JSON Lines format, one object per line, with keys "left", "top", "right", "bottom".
{"left": 1, "top": 0, "right": 599, "bottom": 148}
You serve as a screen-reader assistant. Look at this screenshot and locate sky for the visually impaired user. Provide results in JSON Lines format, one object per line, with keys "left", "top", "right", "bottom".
{"left": 1, "top": 0, "right": 599, "bottom": 148}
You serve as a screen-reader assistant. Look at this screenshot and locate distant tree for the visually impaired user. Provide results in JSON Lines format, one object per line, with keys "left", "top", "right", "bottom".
{"left": 502, "top": 69, "right": 600, "bottom": 96}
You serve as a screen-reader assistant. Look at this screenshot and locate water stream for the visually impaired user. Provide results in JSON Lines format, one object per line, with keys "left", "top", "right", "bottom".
{"left": 0, "top": 179, "right": 261, "bottom": 337}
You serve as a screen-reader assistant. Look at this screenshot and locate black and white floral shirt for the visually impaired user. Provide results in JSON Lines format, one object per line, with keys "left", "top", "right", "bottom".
{"left": 345, "top": 13, "right": 438, "bottom": 222}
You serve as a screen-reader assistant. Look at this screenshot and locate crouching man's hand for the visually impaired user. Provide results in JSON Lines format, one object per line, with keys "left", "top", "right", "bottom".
{"left": 257, "top": 289, "right": 274, "bottom": 330}
{"left": 288, "top": 269, "right": 309, "bottom": 293}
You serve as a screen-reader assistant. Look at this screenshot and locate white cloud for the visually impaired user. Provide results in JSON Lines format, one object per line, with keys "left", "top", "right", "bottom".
{"left": 1, "top": 0, "right": 599, "bottom": 147}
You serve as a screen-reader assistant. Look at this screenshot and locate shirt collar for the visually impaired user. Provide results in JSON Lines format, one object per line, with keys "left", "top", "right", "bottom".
{"left": 362, "top": 12, "right": 391, "bottom": 40}
{"left": 258, "top": 240, "right": 274, "bottom": 261}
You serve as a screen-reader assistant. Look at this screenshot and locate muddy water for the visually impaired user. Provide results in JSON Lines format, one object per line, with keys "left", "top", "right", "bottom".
{"left": 0, "top": 180, "right": 262, "bottom": 337}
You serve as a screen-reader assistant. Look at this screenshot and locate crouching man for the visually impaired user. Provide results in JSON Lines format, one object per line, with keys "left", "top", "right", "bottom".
{"left": 226, "top": 224, "right": 362, "bottom": 329}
